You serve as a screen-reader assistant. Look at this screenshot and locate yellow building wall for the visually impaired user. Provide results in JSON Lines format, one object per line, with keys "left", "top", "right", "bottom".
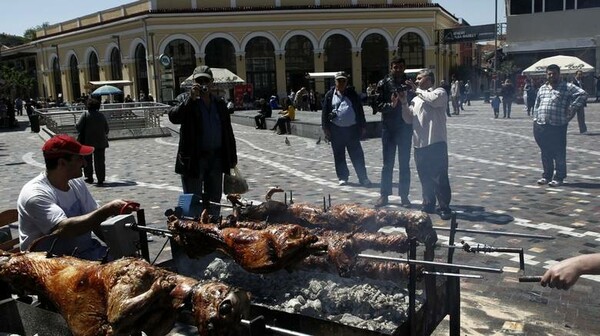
{"left": 156, "top": 0, "right": 193, "bottom": 10}
{"left": 237, "top": 0, "right": 275, "bottom": 6}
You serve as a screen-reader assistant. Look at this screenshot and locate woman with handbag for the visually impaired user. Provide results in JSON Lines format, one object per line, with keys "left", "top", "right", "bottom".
{"left": 76, "top": 96, "right": 109, "bottom": 186}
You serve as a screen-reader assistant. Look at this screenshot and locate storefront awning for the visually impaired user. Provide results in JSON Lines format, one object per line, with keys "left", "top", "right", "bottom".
{"left": 89, "top": 80, "right": 133, "bottom": 86}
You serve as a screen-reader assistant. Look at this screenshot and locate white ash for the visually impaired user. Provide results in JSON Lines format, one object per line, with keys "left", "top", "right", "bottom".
{"left": 181, "top": 255, "right": 424, "bottom": 334}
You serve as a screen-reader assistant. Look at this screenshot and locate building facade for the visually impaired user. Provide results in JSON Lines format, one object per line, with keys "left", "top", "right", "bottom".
{"left": 24, "top": 0, "right": 462, "bottom": 103}
{"left": 504, "top": 0, "right": 600, "bottom": 90}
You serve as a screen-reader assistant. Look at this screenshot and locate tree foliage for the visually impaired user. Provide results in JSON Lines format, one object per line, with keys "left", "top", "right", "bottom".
{"left": 23, "top": 22, "right": 50, "bottom": 41}
{"left": 0, "top": 65, "right": 34, "bottom": 97}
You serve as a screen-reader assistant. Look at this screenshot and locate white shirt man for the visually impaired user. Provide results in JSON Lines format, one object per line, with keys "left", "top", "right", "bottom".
{"left": 401, "top": 70, "right": 453, "bottom": 220}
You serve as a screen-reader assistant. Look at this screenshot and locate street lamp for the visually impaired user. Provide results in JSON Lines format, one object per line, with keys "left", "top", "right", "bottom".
{"left": 493, "top": 0, "right": 498, "bottom": 93}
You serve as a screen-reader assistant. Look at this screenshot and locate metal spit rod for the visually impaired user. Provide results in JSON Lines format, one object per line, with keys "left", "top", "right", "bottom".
{"left": 125, "top": 223, "right": 173, "bottom": 237}
{"left": 357, "top": 253, "right": 503, "bottom": 273}
{"left": 433, "top": 226, "right": 554, "bottom": 240}
{"left": 422, "top": 271, "right": 482, "bottom": 279}
{"left": 240, "top": 319, "right": 312, "bottom": 336}
{"left": 519, "top": 276, "right": 542, "bottom": 282}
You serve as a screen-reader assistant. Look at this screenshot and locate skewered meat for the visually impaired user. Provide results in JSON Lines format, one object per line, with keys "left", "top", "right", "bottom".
{"left": 0, "top": 251, "right": 250, "bottom": 336}
{"left": 230, "top": 190, "right": 437, "bottom": 247}
{"left": 301, "top": 255, "right": 422, "bottom": 281}
{"left": 168, "top": 215, "right": 326, "bottom": 273}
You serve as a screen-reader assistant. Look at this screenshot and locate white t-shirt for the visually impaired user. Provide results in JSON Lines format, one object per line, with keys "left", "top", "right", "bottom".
{"left": 17, "top": 172, "right": 104, "bottom": 260}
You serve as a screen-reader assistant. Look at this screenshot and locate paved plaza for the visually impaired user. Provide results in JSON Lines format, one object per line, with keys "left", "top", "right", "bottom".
{"left": 1, "top": 99, "right": 599, "bottom": 335}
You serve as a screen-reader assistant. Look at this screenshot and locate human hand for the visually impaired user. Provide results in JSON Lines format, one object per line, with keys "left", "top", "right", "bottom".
{"left": 190, "top": 84, "right": 201, "bottom": 100}
{"left": 104, "top": 199, "right": 140, "bottom": 216}
{"left": 391, "top": 92, "right": 400, "bottom": 108}
{"left": 540, "top": 258, "right": 583, "bottom": 290}
{"left": 397, "top": 91, "right": 408, "bottom": 105}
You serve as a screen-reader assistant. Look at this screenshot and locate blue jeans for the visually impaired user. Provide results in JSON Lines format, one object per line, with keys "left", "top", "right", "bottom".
{"left": 380, "top": 123, "right": 412, "bottom": 197}
{"left": 533, "top": 122, "right": 567, "bottom": 181}
{"left": 329, "top": 124, "right": 368, "bottom": 182}
{"left": 181, "top": 151, "right": 223, "bottom": 217}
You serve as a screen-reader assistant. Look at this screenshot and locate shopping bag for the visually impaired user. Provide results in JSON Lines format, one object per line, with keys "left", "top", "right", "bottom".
{"left": 223, "top": 166, "right": 249, "bottom": 194}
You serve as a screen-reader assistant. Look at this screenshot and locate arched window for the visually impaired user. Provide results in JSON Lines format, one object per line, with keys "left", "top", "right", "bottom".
{"left": 205, "top": 38, "right": 236, "bottom": 72}
{"left": 361, "top": 34, "right": 388, "bottom": 89}
{"left": 88, "top": 52, "right": 100, "bottom": 82}
{"left": 166, "top": 39, "right": 196, "bottom": 96}
{"left": 52, "top": 57, "right": 62, "bottom": 100}
{"left": 134, "top": 44, "right": 149, "bottom": 100}
{"left": 245, "top": 37, "right": 276, "bottom": 99}
{"left": 398, "top": 33, "right": 424, "bottom": 69}
{"left": 285, "top": 35, "right": 314, "bottom": 91}
{"left": 110, "top": 47, "right": 122, "bottom": 80}
{"left": 324, "top": 34, "right": 352, "bottom": 87}
{"left": 69, "top": 55, "right": 81, "bottom": 100}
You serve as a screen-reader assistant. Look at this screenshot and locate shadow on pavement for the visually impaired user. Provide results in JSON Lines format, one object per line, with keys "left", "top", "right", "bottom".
{"left": 452, "top": 204, "right": 514, "bottom": 225}
{"left": 564, "top": 182, "right": 600, "bottom": 189}
{"left": 94, "top": 180, "right": 138, "bottom": 188}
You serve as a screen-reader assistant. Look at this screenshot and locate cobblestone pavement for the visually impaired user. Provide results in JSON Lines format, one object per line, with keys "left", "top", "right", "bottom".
{"left": 1, "top": 99, "right": 599, "bottom": 335}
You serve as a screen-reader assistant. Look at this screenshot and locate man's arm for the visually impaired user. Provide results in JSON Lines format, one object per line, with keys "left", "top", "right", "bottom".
{"left": 168, "top": 93, "right": 193, "bottom": 124}
{"left": 52, "top": 199, "right": 133, "bottom": 238}
{"left": 415, "top": 88, "right": 448, "bottom": 108}
{"left": 541, "top": 253, "right": 600, "bottom": 290}
{"left": 568, "top": 84, "right": 588, "bottom": 112}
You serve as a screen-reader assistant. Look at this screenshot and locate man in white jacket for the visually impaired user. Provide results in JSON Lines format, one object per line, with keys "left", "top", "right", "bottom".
{"left": 400, "top": 69, "right": 452, "bottom": 220}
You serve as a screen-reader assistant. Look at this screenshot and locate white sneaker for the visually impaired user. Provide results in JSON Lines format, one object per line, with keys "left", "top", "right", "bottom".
{"left": 536, "top": 178, "right": 548, "bottom": 185}
{"left": 338, "top": 180, "right": 347, "bottom": 186}
{"left": 548, "top": 180, "right": 563, "bottom": 187}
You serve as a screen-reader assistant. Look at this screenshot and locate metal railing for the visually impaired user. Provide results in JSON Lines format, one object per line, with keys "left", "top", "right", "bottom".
{"left": 35, "top": 102, "right": 171, "bottom": 135}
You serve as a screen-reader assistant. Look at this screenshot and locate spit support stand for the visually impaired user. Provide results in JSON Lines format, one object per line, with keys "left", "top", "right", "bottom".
{"left": 448, "top": 240, "right": 526, "bottom": 271}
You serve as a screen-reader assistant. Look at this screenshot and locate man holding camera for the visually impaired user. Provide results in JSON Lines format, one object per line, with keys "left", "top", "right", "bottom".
{"left": 373, "top": 57, "right": 413, "bottom": 207}
{"left": 168, "top": 66, "right": 238, "bottom": 217}
{"left": 321, "top": 71, "right": 370, "bottom": 186}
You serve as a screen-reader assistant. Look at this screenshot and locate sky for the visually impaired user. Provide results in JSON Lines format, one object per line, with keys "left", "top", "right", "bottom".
{"left": 0, "top": 0, "right": 507, "bottom": 37}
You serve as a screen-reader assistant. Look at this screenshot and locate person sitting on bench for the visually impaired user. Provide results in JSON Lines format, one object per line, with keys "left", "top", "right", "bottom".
{"left": 271, "top": 98, "right": 295, "bottom": 135}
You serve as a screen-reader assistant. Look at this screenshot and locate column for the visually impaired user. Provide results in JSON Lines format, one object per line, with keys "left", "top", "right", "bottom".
{"left": 313, "top": 49, "right": 325, "bottom": 94}
{"left": 121, "top": 58, "right": 135, "bottom": 98}
{"left": 351, "top": 47, "right": 362, "bottom": 93}
{"left": 60, "top": 65, "right": 72, "bottom": 103}
{"left": 98, "top": 62, "right": 110, "bottom": 81}
{"left": 196, "top": 53, "right": 205, "bottom": 67}
{"left": 275, "top": 50, "right": 287, "bottom": 98}
{"left": 78, "top": 63, "right": 90, "bottom": 96}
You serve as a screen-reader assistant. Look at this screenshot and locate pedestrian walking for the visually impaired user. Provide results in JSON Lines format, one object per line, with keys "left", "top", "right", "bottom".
{"left": 570, "top": 70, "right": 588, "bottom": 134}
{"left": 76, "top": 96, "right": 109, "bottom": 186}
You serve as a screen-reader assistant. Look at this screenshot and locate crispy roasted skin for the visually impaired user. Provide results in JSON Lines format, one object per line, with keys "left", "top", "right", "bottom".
{"left": 168, "top": 215, "right": 326, "bottom": 273}
{"left": 301, "top": 255, "right": 422, "bottom": 281}
{"left": 236, "top": 201, "right": 437, "bottom": 247}
{"left": 0, "top": 252, "right": 249, "bottom": 336}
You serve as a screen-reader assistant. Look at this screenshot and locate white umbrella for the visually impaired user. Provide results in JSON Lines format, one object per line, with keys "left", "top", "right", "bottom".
{"left": 92, "top": 85, "right": 123, "bottom": 95}
{"left": 522, "top": 55, "right": 595, "bottom": 76}
{"left": 181, "top": 67, "right": 245, "bottom": 87}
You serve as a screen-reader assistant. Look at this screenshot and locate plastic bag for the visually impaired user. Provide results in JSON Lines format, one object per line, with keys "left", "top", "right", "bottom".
{"left": 223, "top": 166, "right": 249, "bottom": 194}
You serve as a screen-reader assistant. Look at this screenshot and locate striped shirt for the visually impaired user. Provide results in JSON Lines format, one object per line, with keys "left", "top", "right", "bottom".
{"left": 533, "top": 81, "right": 587, "bottom": 126}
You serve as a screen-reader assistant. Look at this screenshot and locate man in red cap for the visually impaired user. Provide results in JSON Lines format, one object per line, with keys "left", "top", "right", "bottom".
{"left": 17, "top": 134, "right": 136, "bottom": 260}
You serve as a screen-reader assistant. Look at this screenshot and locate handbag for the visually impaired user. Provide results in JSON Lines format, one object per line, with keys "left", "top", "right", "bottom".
{"left": 223, "top": 166, "right": 249, "bottom": 194}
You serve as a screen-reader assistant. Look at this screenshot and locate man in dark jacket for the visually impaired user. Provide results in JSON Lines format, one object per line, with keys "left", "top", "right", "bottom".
{"left": 76, "top": 96, "right": 109, "bottom": 186}
{"left": 321, "top": 71, "right": 370, "bottom": 187}
{"left": 254, "top": 98, "right": 272, "bottom": 129}
{"left": 373, "top": 57, "right": 413, "bottom": 207}
{"left": 168, "top": 66, "right": 237, "bottom": 217}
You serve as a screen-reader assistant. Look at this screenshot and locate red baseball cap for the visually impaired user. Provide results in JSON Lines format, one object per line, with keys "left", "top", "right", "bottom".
{"left": 42, "top": 134, "right": 94, "bottom": 159}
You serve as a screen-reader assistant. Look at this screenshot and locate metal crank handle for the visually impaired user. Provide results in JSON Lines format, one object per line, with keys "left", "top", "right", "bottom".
{"left": 519, "top": 276, "right": 542, "bottom": 282}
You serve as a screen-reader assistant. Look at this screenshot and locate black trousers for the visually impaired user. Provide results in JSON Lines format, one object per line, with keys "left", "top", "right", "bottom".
{"left": 84, "top": 148, "right": 106, "bottom": 183}
{"left": 414, "top": 142, "right": 451, "bottom": 210}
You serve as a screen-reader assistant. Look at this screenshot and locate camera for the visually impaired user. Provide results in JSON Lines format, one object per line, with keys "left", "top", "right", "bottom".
{"left": 328, "top": 111, "right": 337, "bottom": 122}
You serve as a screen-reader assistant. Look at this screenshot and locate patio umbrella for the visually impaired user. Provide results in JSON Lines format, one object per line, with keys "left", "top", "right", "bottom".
{"left": 522, "top": 55, "right": 595, "bottom": 76}
{"left": 92, "top": 85, "right": 123, "bottom": 95}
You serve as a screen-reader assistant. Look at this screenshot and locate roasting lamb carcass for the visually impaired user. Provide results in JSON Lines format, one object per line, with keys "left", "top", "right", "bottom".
{"left": 0, "top": 251, "right": 250, "bottom": 336}
{"left": 168, "top": 215, "right": 326, "bottom": 273}
{"left": 229, "top": 190, "right": 437, "bottom": 247}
